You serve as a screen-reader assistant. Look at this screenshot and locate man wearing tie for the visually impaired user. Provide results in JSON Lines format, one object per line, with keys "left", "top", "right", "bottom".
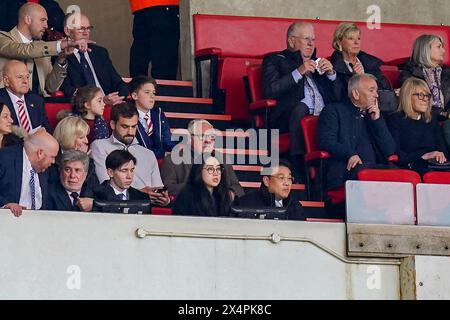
{"left": 60, "top": 12, "right": 128, "bottom": 106}
{"left": 0, "top": 60, "right": 52, "bottom": 133}
{"left": 93, "top": 149, "right": 150, "bottom": 203}
{"left": 47, "top": 149, "right": 94, "bottom": 212}
{"left": 0, "top": 128, "right": 59, "bottom": 217}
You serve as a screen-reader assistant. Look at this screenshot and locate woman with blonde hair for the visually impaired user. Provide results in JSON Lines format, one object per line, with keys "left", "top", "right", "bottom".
{"left": 331, "top": 22, "right": 391, "bottom": 101}
{"left": 387, "top": 77, "right": 448, "bottom": 174}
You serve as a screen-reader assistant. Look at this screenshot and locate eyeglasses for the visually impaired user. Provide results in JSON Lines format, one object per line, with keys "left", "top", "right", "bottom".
{"left": 270, "top": 175, "right": 294, "bottom": 184}
{"left": 203, "top": 166, "right": 224, "bottom": 175}
{"left": 412, "top": 93, "right": 432, "bottom": 101}
{"left": 192, "top": 134, "right": 216, "bottom": 141}
{"left": 291, "top": 35, "right": 316, "bottom": 43}
{"left": 75, "top": 26, "right": 94, "bottom": 32}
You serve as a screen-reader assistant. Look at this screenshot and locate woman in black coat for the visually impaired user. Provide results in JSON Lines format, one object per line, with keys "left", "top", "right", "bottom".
{"left": 172, "top": 155, "right": 232, "bottom": 217}
{"left": 387, "top": 78, "right": 448, "bottom": 175}
{"left": 330, "top": 23, "right": 391, "bottom": 102}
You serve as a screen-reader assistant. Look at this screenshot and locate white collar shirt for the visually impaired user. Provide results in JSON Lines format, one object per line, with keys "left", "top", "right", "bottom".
{"left": 19, "top": 150, "right": 42, "bottom": 209}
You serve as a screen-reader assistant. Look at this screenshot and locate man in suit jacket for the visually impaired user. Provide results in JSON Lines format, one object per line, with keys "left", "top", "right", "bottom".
{"left": 60, "top": 13, "right": 128, "bottom": 106}
{"left": 0, "top": 3, "right": 90, "bottom": 96}
{"left": 1, "top": 60, "right": 52, "bottom": 133}
{"left": 0, "top": 128, "right": 59, "bottom": 216}
{"left": 93, "top": 149, "right": 150, "bottom": 206}
{"left": 318, "top": 74, "right": 396, "bottom": 191}
{"left": 262, "top": 22, "right": 342, "bottom": 180}
{"left": 48, "top": 149, "right": 94, "bottom": 212}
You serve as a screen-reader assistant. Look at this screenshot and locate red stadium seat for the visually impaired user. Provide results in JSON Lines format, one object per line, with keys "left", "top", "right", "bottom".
{"left": 357, "top": 168, "right": 422, "bottom": 186}
{"left": 423, "top": 171, "right": 450, "bottom": 184}
{"left": 45, "top": 103, "right": 71, "bottom": 128}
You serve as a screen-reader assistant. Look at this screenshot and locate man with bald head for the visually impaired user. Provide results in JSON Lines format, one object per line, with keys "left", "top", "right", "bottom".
{"left": 0, "top": 2, "right": 91, "bottom": 96}
{"left": 60, "top": 12, "right": 128, "bottom": 106}
{"left": 0, "top": 128, "right": 59, "bottom": 216}
{"left": 262, "top": 22, "right": 342, "bottom": 181}
{"left": 0, "top": 60, "right": 52, "bottom": 133}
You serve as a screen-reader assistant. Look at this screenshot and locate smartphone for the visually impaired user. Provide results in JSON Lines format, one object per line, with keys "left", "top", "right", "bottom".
{"left": 155, "top": 186, "right": 168, "bottom": 193}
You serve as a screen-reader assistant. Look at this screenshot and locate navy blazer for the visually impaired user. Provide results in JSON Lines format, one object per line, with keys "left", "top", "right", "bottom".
{"left": 0, "top": 88, "right": 53, "bottom": 133}
{"left": 60, "top": 44, "right": 129, "bottom": 98}
{"left": 135, "top": 107, "right": 176, "bottom": 159}
{"left": 47, "top": 180, "right": 94, "bottom": 212}
{"left": 318, "top": 102, "right": 396, "bottom": 190}
{"left": 94, "top": 180, "right": 150, "bottom": 201}
{"left": 0, "top": 145, "right": 49, "bottom": 208}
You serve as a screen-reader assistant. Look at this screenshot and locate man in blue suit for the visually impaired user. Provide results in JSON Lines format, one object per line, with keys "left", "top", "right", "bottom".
{"left": 0, "top": 59, "right": 53, "bottom": 133}
{"left": 60, "top": 12, "right": 128, "bottom": 106}
{"left": 0, "top": 128, "right": 59, "bottom": 216}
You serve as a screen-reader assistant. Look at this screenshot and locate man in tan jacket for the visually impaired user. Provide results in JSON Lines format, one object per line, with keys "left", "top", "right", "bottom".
{"left": 0, "top": 2, "right": 91, "bottom": 96}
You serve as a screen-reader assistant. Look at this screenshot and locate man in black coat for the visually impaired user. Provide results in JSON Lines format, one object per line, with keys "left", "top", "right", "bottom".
{"left": 1, "top": 60, "right": 52, "bottom": 133}
{"left": 234, "top": 160, "right": 306, "bottom": 221}
{"left": 93, "top": 150, "right": 150, "bottom": 209}
{"left": 47, "top": 150, "right": 94, "bottom": 212}
{"left": 60, "top": 13, "right": 128, "bottom": 105}
{"left": 262, "top": 22, "right": 341, "bottom": 180}
{"left": 318, "top": 74, "right": 396, "bottom": 191}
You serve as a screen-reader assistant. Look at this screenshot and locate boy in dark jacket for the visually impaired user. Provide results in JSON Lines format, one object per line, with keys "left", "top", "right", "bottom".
{"left": 129, "top": 76, "right": 176, "bottom": 159}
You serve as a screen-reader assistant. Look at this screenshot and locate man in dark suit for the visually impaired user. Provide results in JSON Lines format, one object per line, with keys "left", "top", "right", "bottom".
{"left": 0, "top": 60, "right": 53, "bottom": 133}
{"left": 318, "top": 74, "right": 396, "bottom": 191}
{"left": 48, "top": 149, "right": 94, "bottom": 212}
{"left": 60, "top": 12, "right": 128, "bottom": 106}
{"left": 0, "top": 128, "right": 59, "bottom": 216}
{"left": 93, "top": 150, "right": 150, "bottom": 205}
{"left": 262, "top": 22, "right": 341, "bottom": 180}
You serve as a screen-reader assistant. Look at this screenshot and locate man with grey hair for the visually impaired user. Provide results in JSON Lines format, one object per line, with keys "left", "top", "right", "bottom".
{"left": 0, "top": 2, "right": 91, "bottom": 96}
{"left": 47, "top": 149, "right": 94, "bottom": 212}
{"left": 318, "top": 73, "right": 396, "bottom": 191}
{"left": 262, "top": 22, "right": 341, "bottom": 181}
{"left": 161, "top": 119, "right": 244, "bottom": 198}
{"left": 0, "top": 128, "right": 59, "bottom": 216}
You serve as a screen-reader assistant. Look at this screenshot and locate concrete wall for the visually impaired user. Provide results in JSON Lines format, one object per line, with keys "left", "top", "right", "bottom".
{"left": 180, "top": 0, "right": 450, "bottom": 80}
{"left": 0, "top": 210, "right": 400, "bottom": 299}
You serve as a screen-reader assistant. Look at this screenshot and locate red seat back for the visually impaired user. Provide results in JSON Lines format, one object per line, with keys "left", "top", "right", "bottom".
{"left": 358, "top": 169, "right": 422, "bottom": 186}
{"left": 423, "top": 171, "right": 450, "bottom": 184}
{"left": 246, "top": 64, "right": 264, "bottom": 102}
{"left": 45, "top": 103, "right": 71, "bottom": 128}
{"left": 380, "top": 65, "right": 400, "bottom": 89}
{"left": 300, "top": 116, "right": 320, "bottom": 154}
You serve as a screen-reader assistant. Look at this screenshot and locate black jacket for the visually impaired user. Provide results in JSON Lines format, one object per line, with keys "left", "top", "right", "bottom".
{"left": 262, "top": 49, "right": 342, "bottom": 124}
{"left": 172, "top": 186, "right": 231, "bottom": 217}
{"left": 93, "top": 180, "right": 150, "bottom": 202}
{"left": 331, "top": 50, "right": 391, "bottom": 102}
{"left": 60, "top": 44, "right": 129, "bottom": 98}
{"left": 399, "top": 59, "right": 450, "bottom": 110}
{"left": 318, "top": 102, "right": 396, "bottom": 190}
{"left": 47, "top": 180, "right": 94, "bottom": 211}
{"left": 234, "top": 185, "right": 306, "bottom": 221}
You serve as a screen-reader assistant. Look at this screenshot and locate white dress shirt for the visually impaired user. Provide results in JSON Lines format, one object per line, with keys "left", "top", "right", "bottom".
{"left": 73, "top": 49, "right": 105, "bottom": 94}
{"left": 110, "top": 185, "right": 128, "bottom": 200}
{"left": 275, "top": 199, "right": 284, "bottom": 208}
{"left": 137, "top": 109, "right": 151, "bottom": 132}
{"left": 19, "top": 150, "right": 42, "bottom": 210}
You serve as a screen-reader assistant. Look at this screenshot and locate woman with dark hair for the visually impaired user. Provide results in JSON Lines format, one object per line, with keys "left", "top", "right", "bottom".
{"left": 0, "top": 102, "right": 23, "bottom": 148}
{"left": 387, "top": 78, "right": 448, "bottom": 174}
{"left": 172, "top": 155, "right": 232, "bottom": 217}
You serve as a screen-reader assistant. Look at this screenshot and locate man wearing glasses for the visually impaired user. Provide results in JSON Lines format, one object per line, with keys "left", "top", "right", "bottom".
{"left": 262, "top": 22, "right": 342, "bottom": 182}
{"left": 161, "top": 119, "right": 244, "bottom": 200}
{"left": 60, "top": 12, "right": 128, "bottom": 106}
{"left": 234, "top": 160, "right": 306, "bottom": 220}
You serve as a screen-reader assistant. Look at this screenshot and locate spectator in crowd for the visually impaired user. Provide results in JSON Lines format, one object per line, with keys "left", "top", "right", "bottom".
{"left": 52, "top": 116, "right": 99, "bottom": 193}
{"left": 0, "top": 128, "right": 59, "bottom": 217}
{"left": 161, "top": 119, "right": 244, "bottom": 199}
{"left": 234, "top": 160, "right": 306, "bottom": 221}
{"left": 0, "top": 60, "right": 53, "bottom": 133}
{"left": 90, "top": 102, "right": 170, "bottom": 207}
{"left": 47, "top": 149, "right": 94, "bottom": 212}
{"left": 129, "top": 76, "right": 176, "bottom": 159}
{"left": 318, "top": 74, "right": 396, "bottom": 191}
{"left": 330, "top": 23, "right": 392, "bottom": 101}
{"left": 0, "top": 2, "right": 90, "bottom": 96}
{"left": 387, "top": 78, "right": 448, "bottom": 175}
{"left": 128, "top": 0, "right": 179, "bottom": 80}
{"left": 262, "top": 22, "right": 341, "bottom": 181}
{"left": 60, "top": 12, "right": 128, "bottom": 106}
{"left": 172, "top": 155, "right": 232, "bottom": 217}
{"left": 94, "top": 150, "right": 150, "bottom": 203}
{"left": 0, "top": 102, "right": 14, "bottom": 147}
{"left": 71, "top": 85, "right": 109, "bottom": 143}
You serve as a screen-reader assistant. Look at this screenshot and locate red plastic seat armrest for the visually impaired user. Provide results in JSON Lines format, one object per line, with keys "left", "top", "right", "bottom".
{"left": 195, "top": 47, "right": 222, "bottom": 57}
{"left": 305, "top": 150, "right": 331, "bottom": 162}
{"left": 249, "top": 99, "right": 277, "bottom": 112}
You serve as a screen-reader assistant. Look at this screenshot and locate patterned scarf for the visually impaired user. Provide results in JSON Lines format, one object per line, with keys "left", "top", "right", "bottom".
{"left": 423, "top": 66, "right": 444, "bottom": 109}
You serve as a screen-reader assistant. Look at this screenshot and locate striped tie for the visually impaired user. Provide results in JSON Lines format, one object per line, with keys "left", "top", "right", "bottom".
{"left": 29, "top": 168, "right": 36, "bottom": 210}
{"left": 144, "top": 113, "right": 153, "bottom": 136}
{"left": 17, "top": 99, "right": 32, "bottom": 133}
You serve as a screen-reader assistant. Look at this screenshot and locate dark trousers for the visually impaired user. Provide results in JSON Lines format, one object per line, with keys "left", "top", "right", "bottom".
{"left": 129, "top": 5, "right": 180, "bottom": 79}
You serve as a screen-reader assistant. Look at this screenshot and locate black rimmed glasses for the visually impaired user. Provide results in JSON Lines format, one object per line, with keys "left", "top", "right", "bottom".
{"left": 412, "top": 93, "right": 432, "bottom": 101}
{"left": 203, "top": 166, "right": 224, "bottom": 175}
{"left": 75, "top": 26, "right": 94, "bottom": 32}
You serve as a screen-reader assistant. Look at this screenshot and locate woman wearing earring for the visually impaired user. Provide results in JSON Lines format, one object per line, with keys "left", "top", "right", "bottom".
{"left": 331, "top": 23, "right": 391, "bottom": 101}
{"left": 172, "top": 155, "right": 232, "bottom": 217}
{"left": 387, "top": 78, "right": 448, "bottom": 174}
